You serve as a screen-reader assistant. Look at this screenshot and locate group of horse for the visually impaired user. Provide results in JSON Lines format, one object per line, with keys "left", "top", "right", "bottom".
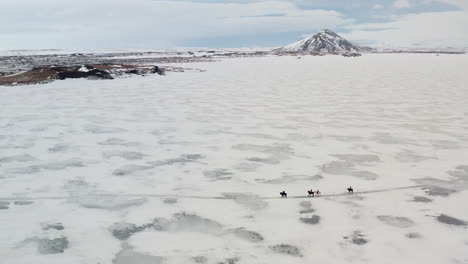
{"left": 280, "top": 186, "right": 354, "bottom": 198}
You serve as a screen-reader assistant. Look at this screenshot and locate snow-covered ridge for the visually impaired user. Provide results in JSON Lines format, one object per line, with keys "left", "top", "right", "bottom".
{"left": 279, "top": 29, "right": 374, "bottom": 53}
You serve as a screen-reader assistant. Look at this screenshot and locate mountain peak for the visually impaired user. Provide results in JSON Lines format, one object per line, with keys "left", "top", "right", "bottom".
{"left": 279, "top": 30, "right": 373, "bottom": 53}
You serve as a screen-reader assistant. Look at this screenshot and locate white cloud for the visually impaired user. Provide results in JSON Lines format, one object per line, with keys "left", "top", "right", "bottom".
{"left": 344, "top": 10, "right": 468, "bottom": 48}
{"left": 425, "top": 0, "right": 468, "bottom": 9}
{"left": 0, "top": 0, "right": 351, "bottom": 49}
{"left": 393, "top": 0, "right": 411, "bottom": 8}
{"left": 373, "top": 4, "right": 385, "bottom": 9}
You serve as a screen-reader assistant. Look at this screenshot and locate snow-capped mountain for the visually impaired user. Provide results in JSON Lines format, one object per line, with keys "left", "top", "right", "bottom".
{"left": 279, "top": 29, "right": 374, "bottom": 53}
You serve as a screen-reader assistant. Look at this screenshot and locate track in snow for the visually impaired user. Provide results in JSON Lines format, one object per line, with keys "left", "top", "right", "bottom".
{"left": 0, "top": 185, "right": 425, "bottom": 201}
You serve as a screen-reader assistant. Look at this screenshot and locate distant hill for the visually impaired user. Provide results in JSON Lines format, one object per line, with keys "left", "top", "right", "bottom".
{"left": 278, "top": 29, "right": 374, "bottom": 53}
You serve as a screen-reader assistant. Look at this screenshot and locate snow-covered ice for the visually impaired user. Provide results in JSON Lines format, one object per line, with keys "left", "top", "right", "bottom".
{"left": 1, "top": 54, "right": 468, "bottom": 264}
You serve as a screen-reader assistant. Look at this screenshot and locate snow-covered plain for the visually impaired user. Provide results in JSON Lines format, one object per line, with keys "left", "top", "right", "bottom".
{"left": 1, "top": 54, "right": 468, "bottom": 264}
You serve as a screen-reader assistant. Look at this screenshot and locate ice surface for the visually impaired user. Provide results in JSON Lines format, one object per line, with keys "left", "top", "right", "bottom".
{"left": 1, "top": 54, "right": 468, "bottom": 264}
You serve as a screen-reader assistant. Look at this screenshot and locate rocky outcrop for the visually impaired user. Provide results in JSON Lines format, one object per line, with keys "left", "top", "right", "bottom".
{"left": 0, "top": 64, "right": 164, "bottom": 86}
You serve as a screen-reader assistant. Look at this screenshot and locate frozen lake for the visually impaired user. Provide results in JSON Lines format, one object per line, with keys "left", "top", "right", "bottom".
{"left": 1, "top": 54, "right": 468, "bottom": 264}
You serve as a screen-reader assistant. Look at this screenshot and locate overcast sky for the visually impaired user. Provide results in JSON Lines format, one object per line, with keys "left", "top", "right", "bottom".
{"left": 1, "top": 0, "right": 467, "bottom": 50}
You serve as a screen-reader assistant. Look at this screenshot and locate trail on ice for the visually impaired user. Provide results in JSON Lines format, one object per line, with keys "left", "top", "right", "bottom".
{"left": 0, "top": 185, "right": 425, "bottom": 201}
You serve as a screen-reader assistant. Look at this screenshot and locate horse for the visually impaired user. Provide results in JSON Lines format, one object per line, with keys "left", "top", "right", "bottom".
{"left": 307, "top": 190, "right": 315, "bottom": 197}
{"left": 315, "top": 190, "right": 321, "bottom": 196}
{"left": 347, "top": 187, "right": 354, "bottom": 194}
{"left": 280, "top": 191, "right": 287, "bottom": 198}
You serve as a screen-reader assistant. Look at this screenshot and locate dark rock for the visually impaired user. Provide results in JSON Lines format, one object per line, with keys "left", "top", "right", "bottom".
{"left": 57, "top": 68, "right": 113, "bottom": 80}
{"left": 126, "top": 69, "right": 139, "bottom": 74}
{"left": 152, "top": 66, "right": 165, "bottom": 75}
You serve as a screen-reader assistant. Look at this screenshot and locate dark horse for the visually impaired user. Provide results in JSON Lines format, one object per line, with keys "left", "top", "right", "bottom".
{"left": 280, "top": 191, "right": 287, "bottom": 198}
{"left": 347, "top": 187, "right": 354, "bottom": 194}
{"left": 308, "top": 190, "right": 315, "bottom": 197}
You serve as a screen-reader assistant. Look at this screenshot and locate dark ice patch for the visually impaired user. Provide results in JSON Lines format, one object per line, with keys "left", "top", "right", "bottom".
{"left": 9, "top": 165, "right": 41, "bottom": 174}
{"left": 437, "top": 214, "right": 467, "bottom": 226}
{"left": 168, "top": 213, "right": 223, "bottom": 234}
{"left": 222, "top": 193, "right": 268, "bottom": 210}
{"left": 233, "top": 163, "right": 261, "bottom": 172}
{"left": 424, "top": 186, "right": 457, "bottom": 197}
{"left": 448, "top": 165, "right": 468, "bottom": 179}
{"left": 37, "top": 237, "right": 69, "bottom": 254}
{"left": 247, "top": 157, "right": 280, "bottom": 165}
{"left": 193, "top": 256, "right": 208, "bottom": 263}
{"left": 150, "top": 154, "right": 205, "bottom": 166}
{"left": 218, "top": 257, "right": 240, "bottom": 264}
{"left": 0, "top": 205, "right": 9, "bottom": 210}
{"left": 10, "top": 158, "right": 87, "bottom": 174}
{"left": 42, "top": 222, "right": 64, "bottom": 231}
{"left": 412, "top": 196, "right": 432, "bottom": 203}
{"left": 232, "top": 144, "right": 294, "bottom": 156}
{"left": 98, "top": 138, "right": 139, "bottom": 147}
{"left": 84, "top": 124, "right": 125, "bottom": 134}
{"left": 431, "top": 140, "right": 460, "bottom": 149}
{"left": 351, "top": 171, "right": 379, "bottom": 181}
{"left": 299, "top": 215, "right": 320, "bottom": 225}
{"left": 203, "top": 169, "right": 233, "bottom": 181}
{"left": 270, "top": 244, "right": 302, "bottom": 257}
{"left": 113, "top": 165, "right": 153, "bottom": 176}
{"left": 352, "top": 237, "right": 368, "bottom": 245}
{"left": 299, "top": 208, "right": 316, "bottom": 214}
{"left": 331, "top": 154, "right": 380, "bottom": 163}
{"left": 113, "top": 246, "right": 164, "bottom": 264}
{"left": 48, "top": 143, "right": 71, "bottom": 153}
{"left": 109, "top": 213, "right": 225, "bottom": 240}
{"left": 103, "top": 151, "right": 146, "bottom": 160}
{"left": 231, "top": 228, "right": 264, "bottom": 242}
{"left": 263, "top": 174, "right": 323, "bottom": 184}
{"left": 14, "top": 200, "right": 34, "bottom": 205}
{"left": 395, "top": 150, "right": 435, "bottom": 163}
{"left": 163, "top": 198, "right": 178, "bottom": 204}
{"left": 0, "top": 154, "right": 36, "bottom": 163}
{"left": 321, "top": 160, "right": 378, "bottom": 180}
{"left": 377, "top": 215, "right": 415, "bottom": 228}
{"left": 371, "top": 132, "right": 415, "bottom": 145}
{"left": 406, "top": 232, "right": 422, "bottom": 239}
{"left": 344, "top": 231, "right": 368, "bottom": 245}
{"left": 299, "top": 201, "right": 312, "bottom": 208}
{"left": 109, "top": 222, "right": 143, "bottom": 240}
{"left": 330, "top": 135, "right": 365, "bottom": 142}
{"left": 76, "top": 195, "right": 146, "bottom": 210}
{"left": 151, "top": 127, "right": 176, "bottom": 136}
{"left": 42, "top": 159, "right": 86, "bottom": 170}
